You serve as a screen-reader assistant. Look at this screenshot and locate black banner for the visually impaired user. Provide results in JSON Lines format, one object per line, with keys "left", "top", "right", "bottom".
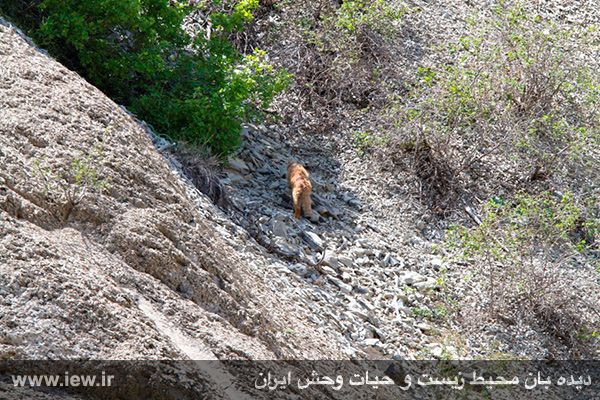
{"left": 0, "top": 360, "right": 598, "bottom": 399}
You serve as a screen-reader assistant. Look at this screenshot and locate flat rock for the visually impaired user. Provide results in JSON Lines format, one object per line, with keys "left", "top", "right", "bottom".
{"left": 413, "top": 277, "right": 437, "bottom": 291}
{"left": 430, "top": 257, "right": 445, "bottom": 270}
{"left": 320, "top": 265, "right": 337, "bottom": 276}
{"left": 301, "top": 231, "right": 323, "bottom": 250}
{"left": 227, "top": 157, "right": 250, "bottom": 173}
{"left": 398, "top": 271, "right": 427, "bottom": 285}
{"left": 337, "top": 255, "right": 355, "bottom": 268}
{"left": 322, "top": 250, "right": 340, "bottom": 270}
{"left": 329, "top": 277, "right": 352, "bottom": 293}
{"left": 363, "top": 338, "right": 380, "bottom": 347}
{"left": 271, "top": 220, "right": 289, "bottom": 238}
{"left": 416, "top": 322, "right": 433, "bottom": 333}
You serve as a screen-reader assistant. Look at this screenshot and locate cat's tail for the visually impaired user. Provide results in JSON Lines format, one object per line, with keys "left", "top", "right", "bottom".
{"left": 301, "top": 188, "right": 312, "bottom": 218}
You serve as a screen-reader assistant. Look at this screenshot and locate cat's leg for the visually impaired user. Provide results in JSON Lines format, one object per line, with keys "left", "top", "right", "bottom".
{"left": 292, "top": 188, "right": 302, "bottom": 219}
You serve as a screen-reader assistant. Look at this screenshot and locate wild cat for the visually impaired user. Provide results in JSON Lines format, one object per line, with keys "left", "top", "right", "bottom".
{"left": 287, "top": 162, "right": 313, "bottom": 220}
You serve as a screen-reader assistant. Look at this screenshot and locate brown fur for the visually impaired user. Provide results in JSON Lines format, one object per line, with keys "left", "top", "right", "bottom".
{"left": 287, "top": 162, "right": 313, "bottom": 219}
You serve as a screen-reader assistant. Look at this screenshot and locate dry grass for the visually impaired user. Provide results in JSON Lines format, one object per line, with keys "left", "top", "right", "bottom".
{"left": 171, "top": 142, "right": 230, "bottom": 209}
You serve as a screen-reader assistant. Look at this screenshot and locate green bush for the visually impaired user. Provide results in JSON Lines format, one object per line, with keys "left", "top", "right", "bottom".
{"left": 334, "top": 0, "right": 406, "bottom": 36}
{"left": 2, "top": 0, "right": 289, "bottom": 156}
{"left": 448, "top": 192, "right": 586, "bottom": 263}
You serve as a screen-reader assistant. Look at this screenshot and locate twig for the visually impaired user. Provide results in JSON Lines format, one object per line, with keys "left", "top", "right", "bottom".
{"left": 464, "top": 204, "right": 482, "bottom": 225}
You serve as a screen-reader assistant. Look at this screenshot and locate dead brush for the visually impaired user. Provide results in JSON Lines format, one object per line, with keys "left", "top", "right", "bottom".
{"left": 237, "top": 0, "right": 408, "bottom": 131}
{"left": 446, "top": 192, "right": 600, "bottom": 358}
{"left": 171, "top": 142, "right": 230, "bottom": 209}
{"left": 489, "top": 261, "right": 597, "bottom": 358}
{"left": 387, "top": 2, "right": 599, "bottom": 217}
{"left": 388, "top": 135, "right": 459, "bottom": 215}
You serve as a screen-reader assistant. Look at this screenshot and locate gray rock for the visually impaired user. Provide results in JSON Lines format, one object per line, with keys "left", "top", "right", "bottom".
{"left": 354, "top": 286, "right": 369, "bottom": 294}
{"left": 329, "top": 277, "right": 352, "bottom": 293}
{"left": 383, "top": 253, "right": 401, "bottom": 267}
{"left": 398, "top": 306, "right": 412, "bottom": 316}
{"left": 349, "top": 308, "right": 370, "bottom": 321}
{"left": 276, "top": 243, "right": 300, "bottom": 258}
{"left": 301, "top": 231, "right": 324, "bottom": 250}
{"left": 224, "top": 172, "right": 246, "bottom": 185}
{"left": 426, "top": 343, "right": 443, "bottom": 358}
{"left": 355, "top": 238, "right": 371, "bottom": 247}
{"left": 413, "top": 277, "right": 437, "bottom": 291}
{"left": 338, "top": 255, "right": 354, "bottom": 268}
{"left": 371, "top": 326, "right": 387, "bottom": 342}
{"left": 343, "top": 347, "right": 358, "bottom": 357}
{"left": 340, "top": 271, "right": 352, "bottom": 282}
{"left": 240, "top": 125, "right": 251, "bottom": 138}
{"left": 320, "top": 265, "right": 337, "bottom": 276}
{"left": 315, "top": 205, "right": 340, "bottom": 219}
{"left": 306, "top": 252, "right": 324, "bottom": 265}
{"left": 355, "top": 256, "right": 370, "bottom": 266}
{"left": 353, "top": 248, "right": 371, "bottom": 257}
{"left": 288, "top": 263, "right": 309, "bottom": 277}
{"left": 277, "top": 265, "right": 294, "bottom": 275}
{"left": 268, "top": 180, "right": 282, "bottom": 190}
{"left": 367, "top": 314, "right": 382, "bottom": 328}
{"left": 347, "top": 199, "right": 362, "bottom": 209}
{"left": 406, "top": 235, "right": 424, "bottom": 246}
{"left": 357, "top": 298, "right": 375, "bottom": 311}
{"left": 322, "top": 250, "right": 340, "bottom": 270}
{"left": 228, "top": 157, "right": 250, "bottom": 173}
{"left": 398, "top": 271, "right": 427, "bottom": 285}
{"left": 271, "top": 220, "right": 288, "bottom": 238}
{"left": 430, "top": 257, "right": 444, "bottom": 271}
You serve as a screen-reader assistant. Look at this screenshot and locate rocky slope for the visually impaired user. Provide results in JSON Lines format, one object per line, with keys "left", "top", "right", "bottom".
{"left": 215, "top": 0, "right": 600, "bottom": 361}
{"left": 220, "top": 124, "right": 450, "bottom": 360}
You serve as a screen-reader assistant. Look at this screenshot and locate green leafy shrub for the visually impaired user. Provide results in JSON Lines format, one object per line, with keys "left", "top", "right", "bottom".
{"left": 449, "top": 192, "right": 587, "bottom": 262}
{"left": 334, "top": 0, "right": 406, "bottom": 36}
{"left": 352, "top": 130, "right": 388, "bottom": 155}
{"left": 2, "top": 0, "right": 289, "bottom": 156}
{"left": 320, "top": 0, "right": 408, "bottom": 107}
